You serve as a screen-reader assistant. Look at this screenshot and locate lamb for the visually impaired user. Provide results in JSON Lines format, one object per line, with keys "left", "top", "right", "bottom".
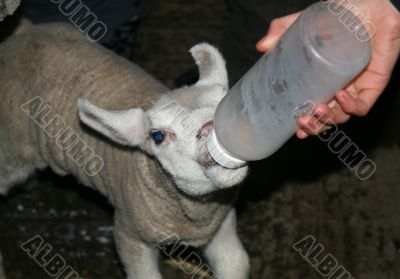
{"left": 0, "top": 21, "right": 250, "bottom": 279}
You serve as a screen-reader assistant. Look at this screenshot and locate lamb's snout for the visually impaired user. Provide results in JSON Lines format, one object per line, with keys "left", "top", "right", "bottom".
{"left": 197, "top": 121, "right": 217, "bottom": 167}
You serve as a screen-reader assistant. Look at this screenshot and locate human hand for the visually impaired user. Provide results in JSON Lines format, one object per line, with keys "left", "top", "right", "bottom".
{"left": 256, "top": 0, "right": 400, "bottom": 139}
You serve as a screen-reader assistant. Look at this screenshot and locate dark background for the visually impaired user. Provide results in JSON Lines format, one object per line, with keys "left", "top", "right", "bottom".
{"left": 1, "top": 0, "right": 399, "bottom": 278}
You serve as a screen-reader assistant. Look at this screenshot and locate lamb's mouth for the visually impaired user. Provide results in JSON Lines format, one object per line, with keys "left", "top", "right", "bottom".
{"left": 201, "top": 150, "right": 217, "bottom": 168}
{"left": 197, "top": 121, "right": 217, "bottom": 168}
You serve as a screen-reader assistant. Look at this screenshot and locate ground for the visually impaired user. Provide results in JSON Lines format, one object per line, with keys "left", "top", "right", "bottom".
{"left": 0, "top": 0, "right": 399, "bottom": 278}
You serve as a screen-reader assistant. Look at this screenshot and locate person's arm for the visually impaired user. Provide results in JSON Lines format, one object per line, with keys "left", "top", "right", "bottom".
{"left": 257, "top": 0, "right": 400, "bottom": 139}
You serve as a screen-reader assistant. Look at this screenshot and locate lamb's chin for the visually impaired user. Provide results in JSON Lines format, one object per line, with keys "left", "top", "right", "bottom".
{"left": 205, "top": 164, "right": 248, "bottom": 189}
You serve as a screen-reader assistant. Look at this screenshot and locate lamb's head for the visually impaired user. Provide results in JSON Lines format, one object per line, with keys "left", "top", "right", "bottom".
{"left": 78, "top": 43, "right": 248, "bottom": 196}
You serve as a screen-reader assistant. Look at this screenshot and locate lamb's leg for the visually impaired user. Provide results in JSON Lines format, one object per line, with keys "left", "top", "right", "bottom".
{"left": 203, "top": 209, "right": 250, "bottom": 279}
{"left": 114, "top": 219, "right": 162, "bottom": 279}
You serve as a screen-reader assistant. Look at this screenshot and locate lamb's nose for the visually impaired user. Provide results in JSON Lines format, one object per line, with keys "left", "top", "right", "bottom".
{"left": 197, "top": 121, "right": 214, "bottom": 140}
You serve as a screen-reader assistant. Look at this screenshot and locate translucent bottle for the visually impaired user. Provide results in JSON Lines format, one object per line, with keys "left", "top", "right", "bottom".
{"left": 207, "top": 1, "right": 372, "bottom": 168}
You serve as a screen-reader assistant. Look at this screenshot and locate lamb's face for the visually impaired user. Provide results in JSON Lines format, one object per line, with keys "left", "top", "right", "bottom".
{"left": 144, "top": 87, "right": 248, "bottom": 196}
{"left": 78, "top": 43, "right": 248, "bottom": 196}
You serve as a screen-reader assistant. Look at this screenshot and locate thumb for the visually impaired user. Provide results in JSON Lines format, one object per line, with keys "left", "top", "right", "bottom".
{"left": 256, "top": 12, "right": 301, "bottom": 52}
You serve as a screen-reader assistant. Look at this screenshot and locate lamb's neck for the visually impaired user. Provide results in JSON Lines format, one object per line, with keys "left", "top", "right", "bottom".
{"left": 24, "top": 102, "right": 131, "bottom": 200}
{"left": 126, "top": 155, "right": 239, "bottom": 228}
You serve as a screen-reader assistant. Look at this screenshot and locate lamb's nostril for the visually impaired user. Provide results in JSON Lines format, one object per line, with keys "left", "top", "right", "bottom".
{"left": 197, "top": 121, "right": 214, "bottom": 139}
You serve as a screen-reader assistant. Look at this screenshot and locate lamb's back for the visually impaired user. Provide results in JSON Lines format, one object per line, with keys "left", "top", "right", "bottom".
{"left": 0, "top": 22, "right": 167, "bottom": 191}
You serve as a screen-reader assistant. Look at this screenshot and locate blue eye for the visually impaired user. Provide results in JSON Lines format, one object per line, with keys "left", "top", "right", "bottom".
{"left": 151, "top": 131, "right": 165, "bottom": 144}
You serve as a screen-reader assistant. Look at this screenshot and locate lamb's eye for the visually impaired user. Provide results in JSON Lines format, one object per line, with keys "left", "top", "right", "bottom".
{"left": 151, "top": 130, "right": 165, "bottom": 144}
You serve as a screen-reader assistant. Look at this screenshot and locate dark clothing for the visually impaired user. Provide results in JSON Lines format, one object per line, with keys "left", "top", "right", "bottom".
{"left": 20, "top": 0, "right": 140, "bottom": 41}
{"left": 220, "top": 0, "right": 317, "bottom": 86}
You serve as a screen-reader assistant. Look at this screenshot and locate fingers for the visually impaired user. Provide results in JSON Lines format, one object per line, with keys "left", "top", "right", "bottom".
{"left": 297, "top": 116, "right": 322, "bottom": 138}
{"left": 295, "top": 87, "right": 381, "bottom": 139}
{"left": 296, "top": 128, "right": 310, "bottom": 139}
{"left": 256, "top": 12, "right": 301, "bottom": 52}
{"left": 296, "top": 105, "right": 334, "bottom": 138}
{"left": 327, "top": 97, "right": 351, "bottom": 124}
{"left": 335, "top": 89, "right": 381, "bottom": 117}
{"left": 296, "top": 103, "right": 347, "bottom": 139}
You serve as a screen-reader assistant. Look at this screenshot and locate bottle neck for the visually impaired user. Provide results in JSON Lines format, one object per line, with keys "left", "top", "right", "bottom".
{"left": 206, "top": 130, "right": 247, "bottom": 169}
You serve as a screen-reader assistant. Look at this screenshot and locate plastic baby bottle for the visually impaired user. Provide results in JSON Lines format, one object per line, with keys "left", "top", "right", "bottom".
{"left": 207, "top": 1, "right": 372, "bottom": 168}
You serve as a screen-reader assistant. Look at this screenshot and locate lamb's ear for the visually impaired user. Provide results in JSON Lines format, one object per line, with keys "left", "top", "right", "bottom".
{"left": 77, "top": 99, "right": 148, "bottom": 146}
{"left": 190, "top": 43, "right": 228, "bottom": 89}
